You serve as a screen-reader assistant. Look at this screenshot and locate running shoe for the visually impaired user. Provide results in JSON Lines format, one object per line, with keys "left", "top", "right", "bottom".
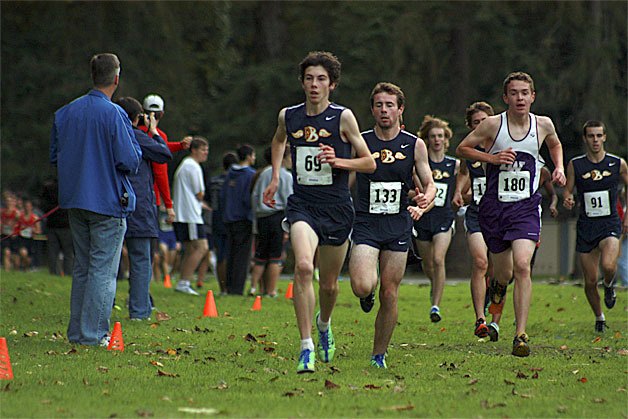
{"left": 430, "top": 306, "right": 441, "bottom": 323}
{"left": 512, "top": 333, "right": 530, "bottom": 357}
{"left": 488, "top": 322, "right": 499, "bottom": 342}
{"left": 594, "top": 320, "right": 607, "bottom": 333}
{"left": 488, "top": 278, "right": 507, "bottom": 305}
{"left": 175, "top": 281, "right": 199, "bottom": 296}
{"left": 474, "top": 318, "right": 489, "bottom": 338}
{"left": 296, "top": 349, "right": 315, "bottom": 374}
{"left": 360, "top": 292, "right": 375, "bottom": 313}
{"left": 604, "top": 281, "right": 616, "bottom": 309}
{"left": 370, "top": 353, "right": 387, "bottom": 369}
{"left": 315, "top": 312, "right": 336, "bottom": 362}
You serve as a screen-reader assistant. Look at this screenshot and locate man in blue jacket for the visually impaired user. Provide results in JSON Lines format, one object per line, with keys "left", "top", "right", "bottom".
{"left": 116, "top": 97, "right": 172, "bottom": 320}
{"left": 221, "top": 144, "right": 256, "bottom": 295}
{"left": 50, "top": 53, "right": 142, "bottom": 346}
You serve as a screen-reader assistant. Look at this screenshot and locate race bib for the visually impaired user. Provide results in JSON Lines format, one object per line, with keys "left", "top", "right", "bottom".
{"left": 472, "top": 177, "right": 486, "bottom": 205}
{"left": 584, "top": 190, "right": 611, "bottom": 217}
{"left": 2, "top": 224, "right": 13, "bottom": 236}
{"left": 434, "top": 182, "right": 448, "bottom": 207}
{"left": 369, "top": 181, "right": 402, "bottom": 214}
{"left": 296, "top": 147, "right": 332, "bottom": 185}
{"left": 498, "top": 171, "right": 530, "bottom": 202}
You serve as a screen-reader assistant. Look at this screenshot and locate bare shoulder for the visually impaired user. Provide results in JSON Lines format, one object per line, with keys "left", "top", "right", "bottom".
{"left": 474, "top": 115, "right": 501, "bottom": 137}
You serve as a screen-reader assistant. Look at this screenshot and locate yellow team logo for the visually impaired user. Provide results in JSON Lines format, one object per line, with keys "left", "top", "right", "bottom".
{"left": 291, "top": 126, "right": 332, "bottom": 142}
{"left": 432, "top": 169, "right": 450, "bottom": 180}
{"left": 582, "top": 170, "right": 612, "bottom": 181}
{"left": 371, "top": 149, "right": 407, "bottom": 164}
{"left": 471, "top": 161, "right": 482, "bottom": 168}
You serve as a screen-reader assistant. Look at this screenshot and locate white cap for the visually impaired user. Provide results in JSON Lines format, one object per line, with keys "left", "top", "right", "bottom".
{"left": 143, "top": 94, "right": 164, "bottom": 112}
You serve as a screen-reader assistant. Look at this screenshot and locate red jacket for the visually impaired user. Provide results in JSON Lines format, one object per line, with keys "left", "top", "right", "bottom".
{"left": 139, "top": 126, "right": 184, "bottom": 208}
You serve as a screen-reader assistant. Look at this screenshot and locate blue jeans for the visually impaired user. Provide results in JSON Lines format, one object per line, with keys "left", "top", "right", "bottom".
{"left": 126, "top": 237, "right": 152, "bottom": 319}
{"left": 618, "top": 237, "right": 628, "bottom": 286}
{"left": 68, "top": 209, "right": 126, "bottom": 345}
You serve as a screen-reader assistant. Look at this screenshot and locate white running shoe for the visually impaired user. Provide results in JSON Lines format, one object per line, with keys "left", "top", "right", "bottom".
{"left": 175, "top": 281, "right": 199, "bottom": 296}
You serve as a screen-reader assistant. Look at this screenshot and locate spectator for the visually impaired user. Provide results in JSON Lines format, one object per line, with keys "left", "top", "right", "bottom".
{"left": 250, "top": 147, "right": 293, "bottom": 296}
{"left": 1, "top": 191, "right": 20, "bottom": 271}
{"left": 208, "top": 151, "right": 238, "bottom": 295}
{"left": 221, "top": 144, "right": 256, "bottom": 295}
{"left": 41, "top": 178, "right": 74, "bottom": 276}
{"left": 16, "top": 198, "right": 41, "bottom": 271}
{"left": 50, "top": 52, "right": 141, "bottom": 346}
{"left": 116, "top": 97, "right": 172, "bottom": 320}
{"left": 172, "top": 136, "right": 210, "bottom": 295}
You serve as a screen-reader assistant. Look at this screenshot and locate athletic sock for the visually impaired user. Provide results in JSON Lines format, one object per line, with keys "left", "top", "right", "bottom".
{"left": 431, "top": 305, "right": 439, "bottom": 312}
{"left": 604, "top": 274, "right": 616, "bottom": 288}
{"left": 596, "top": 314, "right": 605, "bottom": 321}
{"left": 317, "top": 315, "right": 330, "bottom": 332}
{"left": 300, "top": 338, "right": 314, "bottom": 351}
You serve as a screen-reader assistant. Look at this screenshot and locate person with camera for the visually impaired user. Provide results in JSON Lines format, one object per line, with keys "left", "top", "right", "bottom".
{"left": 115, "top": 97, "right": 172, "bottom": 319}
{"left": 50, "top": 53, "right": 142, "bottom": 346}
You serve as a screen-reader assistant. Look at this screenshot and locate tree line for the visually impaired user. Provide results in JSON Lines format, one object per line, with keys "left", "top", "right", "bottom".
{"left": 1, "top": 1, "right": 626, "bottom": 197}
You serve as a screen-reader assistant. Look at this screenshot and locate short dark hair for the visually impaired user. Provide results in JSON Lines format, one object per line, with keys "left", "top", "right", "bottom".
{"left": 90, "top": 53, "right": 120, "bottom": 87}
{"left": 503, "top": 71, "right": 535, "bottom": 94}
{"left": 190, "top": 136, "right": 208, "bottom": 150}
{"left": 237, "top": 144, "right": 255, "bottom": 162}
{"left": 464, "top": 101, "right": 494, "bottom": 129}
{"left": 115, "top": 97, "right": 142, "bottom": 122}
{"left": 299, "top": 51, "right": 341, "bottom": 86}
{"left": 222, "top": 151, "right": 238, "bottom": 171}
{"left": 370, "top": 82, "right": 405, "bottom": 109}
{"left": 582, "top": 120, "right": 606, "bottom": 137}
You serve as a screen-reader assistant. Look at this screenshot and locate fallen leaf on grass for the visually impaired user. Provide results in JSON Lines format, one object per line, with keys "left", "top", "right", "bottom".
{"left": 379, "top": 404, "right": 414, "bottom": 412}
{"left": 177, "top": 407, "right": 218, "bottom": 415}
{"left": 83, "top": 378, "right": 89, "bottom": 386}
{"left": 157, "top": 370, "right": 179, "bottom": 378}
{"left": 23, "top": 331, "right": 39, "bottom": 337}
{"left": 156, "top": 312, "right": 171, "bottom": 321}
{"left": 46, "top": 350, "right": 57, "bottom": 355}
{"left": 617, "top": 349, "right": 628, "bottom": 356}
{"left": 504, "top": 380, "right": 515, "bottom": 385}
{"left": 97, "top": 366, "right": 109, "bottom": 373}
{"left": 211, "top": 380, "right": 228, "bottom": 390}
{"left": 166, "top": 348, "right": 178, "bottom": 355}
{"left": 531, "top": 372, "right": 539, "bottom": 379}
{"left": 614, "top": 331, "right": 623, "bottom": 339}
{"left": 329, "top": 366, "right": 341, "bottom": 374}
{"left": 2, "top": 383, "right": 10, "bottom": 392}
{"left": 324, "top": 379, "right": 340, "bottom": 389}
{"left": 364, "top": 384, "right": 381, "bottom": 390}
{"left": 136, "top": 409, "right": 153, "bottom": 417}
{"left": 480, "top": 400, "right": 507, "bottom": 409}
{"left": 593, "top": 398, "right": 606, "bottom": 403}
{"left": 557, "top": 405, "right": 568, "bottom": 413}
{"left": 559, "top": 345, "right": 568, "bottom": 350}
{"left": 529, "top": 367, "right": 543, "bottom": 371}
{"left": 65, "top": 348, "right": 78, "bottom": 355}
{"left": 592, "top": 336, "right": 602, "bottom": 343}
{"left": 468, "top": 379, "right": 479, "bottom": 385}
{"left": 512, "top": 388, "right": 532, "bottom": 398}
{"left": 578, "top": 377, "right": 587, "bottom": 383}
{"left": 263, "top": 347, "right": 275, "bottom": 353}
{"left": 244, "top": 333, "right": 257, "bottom": 342}
{"left": 150, "top": 360, "right": 164, "bottom": 367}
{"left": 516, "top": 371, "right": 528, "bottom": 379}
{"left": 150, "top": 323, "right": 159, "bottom": 329}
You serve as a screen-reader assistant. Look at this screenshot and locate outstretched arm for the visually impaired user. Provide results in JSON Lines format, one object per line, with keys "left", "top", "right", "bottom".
{"left": 262, "top": 109, "right": 288, "bottom": 208}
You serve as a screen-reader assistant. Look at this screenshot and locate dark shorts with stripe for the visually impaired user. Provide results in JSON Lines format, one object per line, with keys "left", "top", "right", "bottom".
{"left": 464, "top": 204, "right": 482, "bottom": 234}
{"left": 173, "top": 222, "right": 206, "bottom": 242}
{"left": 414, "top": 212, "right": 455, "bottom": 242}
{"left": 158, "top": 230, "right": 178, "bottom": 250}
{"left": 576, "top": 217, "right": 622, "bottom": 253}
{"left": 254, "top": 211, "right": 285, "bottom": 264}
{"left": 285, "top": 195, "right": 354, "bottom": 246}
{"left": 352, "top": 212, "right": 412, "bottom": 252}
{"left": 479, "top": 194, "right": 541, "bottom": 254}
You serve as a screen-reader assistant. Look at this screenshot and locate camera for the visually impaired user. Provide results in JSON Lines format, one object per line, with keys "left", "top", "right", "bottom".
{"left": 137, "top": 113, "right": 147, "bottom": 127}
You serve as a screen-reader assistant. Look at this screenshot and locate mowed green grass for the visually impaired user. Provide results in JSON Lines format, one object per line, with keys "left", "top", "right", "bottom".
{"left": 0, "top": 270, "right": 626, "bottom": 418}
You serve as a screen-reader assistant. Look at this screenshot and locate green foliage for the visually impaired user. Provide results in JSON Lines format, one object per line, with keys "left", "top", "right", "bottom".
{"left": 1, "top": 1, "right": 626, "bottom": 196}
{"left": 0, "top": 271, "right": 626, "bottom": 417}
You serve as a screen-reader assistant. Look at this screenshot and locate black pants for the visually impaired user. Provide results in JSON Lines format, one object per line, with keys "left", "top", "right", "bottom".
{"left": 47, "top": 227, "right": 74, "bottom": 276}
{"left": 225, "top": 220, "right": 252, "bottom": 295}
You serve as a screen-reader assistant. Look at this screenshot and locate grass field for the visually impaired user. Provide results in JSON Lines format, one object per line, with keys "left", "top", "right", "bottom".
{"left": 0, "top": 270, "right": 626, "bottom": 418}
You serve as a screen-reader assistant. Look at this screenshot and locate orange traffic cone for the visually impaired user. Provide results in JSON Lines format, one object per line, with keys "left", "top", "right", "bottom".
{"left": 251, "top": 295, "right": 262, "bottom": 311}
{"left": 107, "top": 322, "right": 124, "bottom": 352}
{"left": 285, "top": 282, "right": 294, "bottom": 299}
{"left": 0, "top": 337, "right": 14, "bottom": 380}
{"left": 203, "top": 290, "right": 218, "bottom": 318}
{"left": 164, "top": 274, "right": 172, "bottom": 289}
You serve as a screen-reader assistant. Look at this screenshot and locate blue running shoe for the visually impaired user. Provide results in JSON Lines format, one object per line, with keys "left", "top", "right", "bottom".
{"left": 370, "top": 353, "right": 387, "bottom": 369}
{"left": 315, "top": 312, "right": 336, "bottom": 362}
{"left": 296, "top": 349, "right": 315, "bottom": 374}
